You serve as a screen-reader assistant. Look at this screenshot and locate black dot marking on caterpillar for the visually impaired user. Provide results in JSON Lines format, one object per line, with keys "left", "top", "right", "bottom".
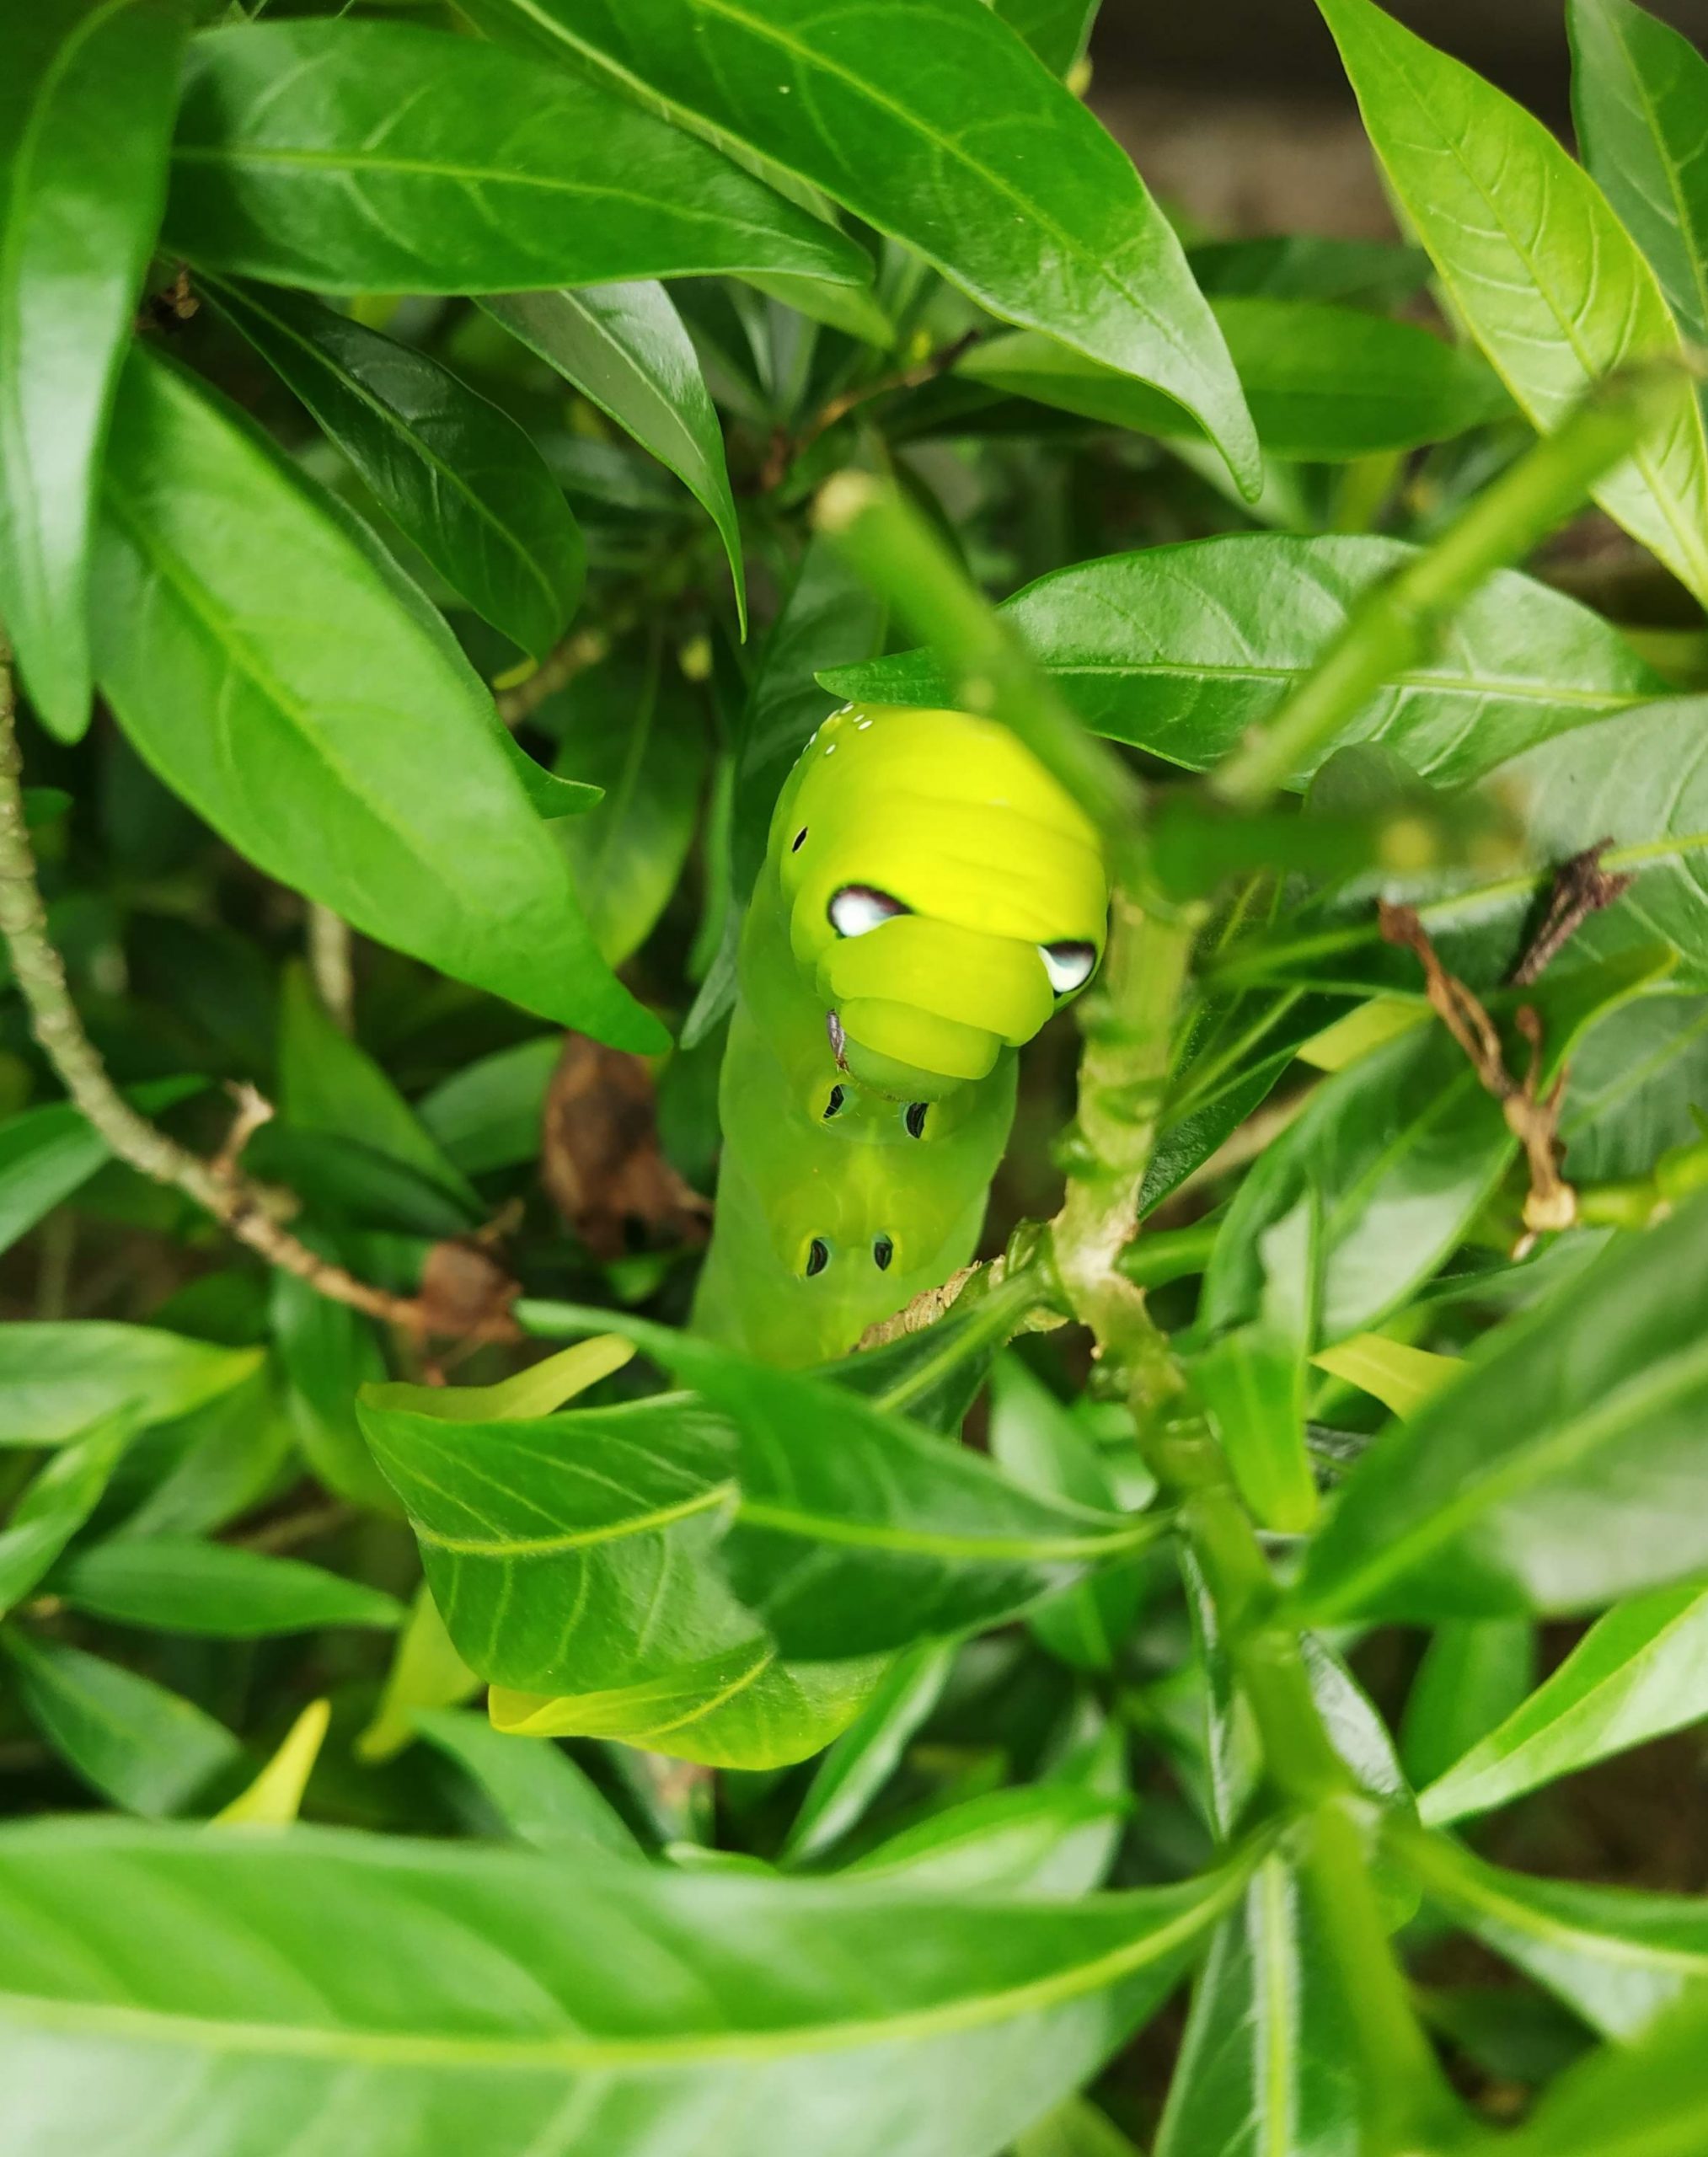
{"left": 1040, "top": 939, "right": 1098, "bottom": 997}
{"left": 792, "top": 827, "right": 808, "bottom": 851}
{"left": 805, "top": 1238, "right": 831, "bottom": 1277}
{"left": 905, "top": 1101, "right": 929, "bottom": 1139}
{"left": 872, "top": 1235, "right": 894, "bottom": 1271}
{"left": 827, "top": 884, "right": 910, "bottom": 939}
{"left": 823, "top": 1084, "right": 846, "bottom": 1120}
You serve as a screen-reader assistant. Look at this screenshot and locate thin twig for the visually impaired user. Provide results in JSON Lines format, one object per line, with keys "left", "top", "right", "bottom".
{"left": 761, "top": 330, "right": 981, "bottom": 491}
{"left": 1507, "top": 838, "right": 1633, "bottom": 987}
{"left": 494, "top": 626, "right": 610, "bottom": 727}
{"left": 0, "top": 636, "right": 511, "bottom": 1341}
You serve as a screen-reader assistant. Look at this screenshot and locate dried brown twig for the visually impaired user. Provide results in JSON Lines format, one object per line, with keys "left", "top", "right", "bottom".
{"left": 1379, "top": 903, "right": 1573, "bottom": 1239}
{"left": 1507, "top": 839, "right": 1633, "bottom": 987}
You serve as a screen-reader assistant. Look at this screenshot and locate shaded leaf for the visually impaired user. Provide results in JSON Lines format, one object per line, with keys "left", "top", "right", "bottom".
{"left": 1298, "top": 1186, "right": 1708, "bottom": 1621}
{"left": 0, "top": 1414, "right": 134, "bottom": 1618}
{"left": 1571, "top": 0, "right": 1708, "bottom": 347}
{"left": 3, "top": 1633, "right": 241, "bottom": 1817}
{"left": 209, "top": 277, "right": 583, "bottom": 663}
{"left": 847, "top": 1784, "right": 1127, "bottom": 1900}
{"left": 411, "top": 1707, "right": 645, "bottom": 1862}
{"left": 166, "top": 19, "right": 867, "bottom": 295}
{"left": 1401, "top": 1619, "right": 1535, "bottom": 1791}
{"left": 961, "top": 300, "right": 1507, "bottom": 461}
{"left": 355, "top": 1583, "right": 480, "bottom": 1766}
{"left": 0, "top": 0, "right": 186, "bottom": 738}
{"left": 0, "top": 1079, "right": 198, "bottom": 1260}
{"left": 484, "top": 286, "right": 744, "bottom": 632}
{"left": 418, "top": 1036, "right": 561, "bottom": 1176}
{"left": 51, "top": 1539, "right": 404, "bottom": 1638}
{"left": 782, "top": 1640, "right": 956, "bottom": 1865}
{"left": 470, "top": 0, "right": 1261, "bottom": 492}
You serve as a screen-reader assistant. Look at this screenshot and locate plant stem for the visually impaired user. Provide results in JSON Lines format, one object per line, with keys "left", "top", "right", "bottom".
{"left": 0, "top": 636, "right": 492, "bottom": 1339}
{"left": 1212, "top": 363, "right": 1690, "bottom": 808}
{"left": 307, "top": 904, "right": 354, "bottom": 1031}
{"left": 813, "top": 473, "right": 1149, "bottom": 886}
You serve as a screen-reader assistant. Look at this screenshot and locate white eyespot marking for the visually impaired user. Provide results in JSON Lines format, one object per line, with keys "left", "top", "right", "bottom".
{"left": 1041, "top": 940, "right": 1098, "bottom": 996}
{"left": 828, "top": 885, "right": 909, "bottom": 939}
{"left": 824, "top": 741, "right": 837, "bottom": 755}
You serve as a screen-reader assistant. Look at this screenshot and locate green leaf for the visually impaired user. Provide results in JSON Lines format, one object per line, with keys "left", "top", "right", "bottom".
{"left": 1398, "top": 1826, "right": 1708, "bottom": 2042}
{"left": 0, "top": 1322, "right": 260, "bottom": 1448}
{"left": 961, "top": 299, "right": 1508, "bottom": 461}
{"left": 1561, "top": 991, "right": 1708, "bottom": 1183}
{"left": 165, "top": 19, "right": 868, "bottom": 297}
{"left": 270, "top": 1276, "right": 395, "bottom": 1515}
{"left": 1400, "top": 1619, "right": 1534, "bottom": 1791}
{"left": 549, "top": 643, "right": 711, "bottom": 966}
{"left": 483, "top": 286, "right": 745, "bottom": 634}
{"left": 0, "top": 1078, "right": 199, "bottom": 1259}
{"left": 1297, "top": 1186, "right": 1708, "bottom": 1622}
{"left": 1418, "top": 1585, "right": 1708, "bottom": 1825}
{"left": 1016, "top": 2098, "right": 1141, "bottom": 2157}
{"left": 847, "top": 1784, "right": 1127, "bottom": 1899}
{"left": 277, "top": 966, "right": 479, "bottom": 1216}
{"left": 411, "top": 1707, "right": 645, "bottom": 1862}
{"left": 360, "top": 1319, "right": 1162, "bottom": 1767}
{"left": 1201, "top": 951, "right": 1666, "bottom": 1348}
{"left": 468, "top": 0, "right": 1261, "bottom": 495}
{"left": 1191, "top": 1195, "right": 1320, "bottom": 1535}
{"left": 355, "top": 1583, "right": 479, "bottom": 1766}
{"left": 1487, "top": 1990, "right": 1708, "bottom": 2157}
{"left": 782, "top": 1640, "right": 956, "bottom": 1865}
{"left": 3, "top": 1633, "right": 242, "bottom": 1817}
{"left": 419, "top": 1035, "right": 561, "bottom": 1176}
{"left": 1188, "top": 233, "right": 1432, "bottom": 309}
{"left": 91, "top": 345, "right": 662, "bottom": 1047}
{"left": 988, "top": 1357, "right": 1147, "bottom": 1669}
{"left": 1571, "top": 0, "right": 1708, "bottom": 347}
{"left": 1316, "top": 0, "right": 1708, "bottom": 609}
{"left": 0, "top": 1816, "right": 1240, "bottom": 2157}
{"left": 51, "top": 1539, "right": 404, "bottom": 1638}
{"left": 821, "top": 533, "right": 1662, "bottom": 790}
{"left": 0, "top": 0, "right": 186, "bottom": 738}
{"left": 0, "top": 1414, "right": 134, "bottom": 1618}
{"left": 207, "top": 278, "right": 584, "bottom": 664}
{"left": 111, "top": 1369, "right": 296, "bottom": 1543}
{"left": 1156, "top": 1854, "right": 1360, "bottom": 2157}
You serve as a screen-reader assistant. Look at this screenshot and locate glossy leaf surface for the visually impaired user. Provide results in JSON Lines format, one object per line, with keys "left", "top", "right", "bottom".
{"left": 166, "top": 20, "right": 867, "bottom": 295}
{"left": 0, "top": 0, "right": 185, "bottom": 738}
{"left": 91, "top": 347, "right": 661, "bottom": 1046}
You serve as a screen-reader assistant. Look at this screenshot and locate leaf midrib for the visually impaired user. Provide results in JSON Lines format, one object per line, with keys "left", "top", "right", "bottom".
{"left": 0, "top": 1869, "right": 1238, "bottom": 2070}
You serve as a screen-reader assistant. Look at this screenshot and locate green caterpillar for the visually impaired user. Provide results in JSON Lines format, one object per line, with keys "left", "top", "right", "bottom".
{"left": 693, "top": 704, "right": 1109, "bottom": 1366}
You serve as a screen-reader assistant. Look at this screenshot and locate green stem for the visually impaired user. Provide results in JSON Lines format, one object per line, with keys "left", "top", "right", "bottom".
{"left": 1116, "top": 1215, "right": 1222, "bottom": 1288}
{"left": 1212, "top": 364, "right": 1689, "bottom": 809}
{"left": 814, "top": 473, "right": 1148, "bottom": 886}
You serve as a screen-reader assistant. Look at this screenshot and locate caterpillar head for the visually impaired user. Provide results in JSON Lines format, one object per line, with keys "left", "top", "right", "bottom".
{"left": 774, "top": 704, "right": 1107, "bottom": 1099}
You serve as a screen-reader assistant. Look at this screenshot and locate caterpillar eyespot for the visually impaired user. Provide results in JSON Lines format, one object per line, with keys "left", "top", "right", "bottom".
{"left": 791, "top": 827, "right": 808, "bottom": 852}
{"left": 828, "top": 884, "right": 909, "bottom": 939}
{"left": 823, "top": 1084, "right": 846, "bottom": 1120}
{"left": 873, "top": 1235, "right": 894, "bottom": 1271}
{"left": 1041, "top": 939, "right": 1098, "bottom": 996}
{"left": 904, "top": 1101, "right": 928, "bottom": 1139}
{"left": 804, "top": 1238, "right": 831, "bottom": 1277}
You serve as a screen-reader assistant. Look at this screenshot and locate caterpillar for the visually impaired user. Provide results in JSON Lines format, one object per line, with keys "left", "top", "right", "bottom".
{"left": 692, "top": 703, "right": 1109, "bottom": 1366}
